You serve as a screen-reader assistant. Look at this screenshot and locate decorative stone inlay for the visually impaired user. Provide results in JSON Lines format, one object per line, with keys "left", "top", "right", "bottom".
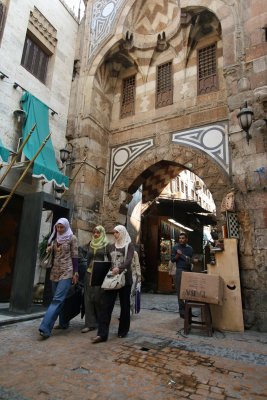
{"left": 29, "top": 7, "right": 57, "bottom": 54}
{"left": 172, "top": 123, "right": 229, "bottom": 173}
{"left": 124, "top": 0, "right": 180, "bottom": 49}
{"left": 89, "top": 0, "right": 125, "bottom": 61}
{"left": 109, "top": 138, "right": 154, "bottom": 188}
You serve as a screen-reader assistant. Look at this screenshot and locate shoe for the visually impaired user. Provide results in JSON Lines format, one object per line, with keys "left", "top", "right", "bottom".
{"left": 91, "top": 336, "right": 105, "bottom": 344}
{"left": 54, "top": 325, "right": 69, "bottom": 330}
{"left": 39, "top": 331, "right": 50, "bottom": 339}
{"left": 118, "top": 333, "right": 128, "bottom": 338}
{"left": 81, "top": 327, "right": 96, "bottom": 333}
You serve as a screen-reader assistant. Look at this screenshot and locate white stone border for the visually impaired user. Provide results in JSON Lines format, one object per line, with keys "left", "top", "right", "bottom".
{"left": 172, "top": 123, "right": 229, "bottom": 173}
{"left": 109, "top": 138, "right": 154, "bottom": 188}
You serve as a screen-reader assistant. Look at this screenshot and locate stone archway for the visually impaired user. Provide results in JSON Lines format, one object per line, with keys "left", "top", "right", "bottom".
{"left": 104, "top": 134, "right": 232, "bottom": 232}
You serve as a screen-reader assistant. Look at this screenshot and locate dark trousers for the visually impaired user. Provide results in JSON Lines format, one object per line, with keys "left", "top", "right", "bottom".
{"left": 175, "top": 269, "right": 186, "bottom": 314}
{"left": 97, "top": 285, "right": 131, "bottom": 340}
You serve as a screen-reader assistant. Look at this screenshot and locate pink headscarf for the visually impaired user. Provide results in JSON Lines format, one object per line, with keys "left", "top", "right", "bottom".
{"left": 48, "top": 218, "right": 73, "bottom": 244}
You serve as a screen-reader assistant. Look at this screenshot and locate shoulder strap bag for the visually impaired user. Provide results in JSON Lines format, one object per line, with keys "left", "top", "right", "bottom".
{"left": 101, "top": 244, "right": 129, "bottom": 290}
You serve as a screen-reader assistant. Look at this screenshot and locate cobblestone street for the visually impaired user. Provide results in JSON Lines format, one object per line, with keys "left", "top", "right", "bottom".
{"left": 0, "top": 294, "right": 266, "bottom": 400}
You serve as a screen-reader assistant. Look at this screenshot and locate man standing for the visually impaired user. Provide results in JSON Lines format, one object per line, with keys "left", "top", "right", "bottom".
{"left": 171, "top": 232, "right": 193, "bottom": 318}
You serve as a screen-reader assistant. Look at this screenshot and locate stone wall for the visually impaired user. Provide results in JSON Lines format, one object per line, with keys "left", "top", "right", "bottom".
{"left": 69, "top": 0, "right": 267, "bottom": 330}
{"left": 0, "top": 0, "right": 78, "bottom": 197}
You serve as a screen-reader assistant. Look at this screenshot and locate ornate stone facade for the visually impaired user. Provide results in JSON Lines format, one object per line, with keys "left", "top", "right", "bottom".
{"left": 68, "top": 0, "right": 267, "bottom": 331}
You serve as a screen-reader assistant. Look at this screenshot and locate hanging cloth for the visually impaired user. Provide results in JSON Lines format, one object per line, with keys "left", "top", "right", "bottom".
{"left": 0, "top": 138, "right": 10, "bottom": 162}
{"left": 20, "top": 92, "right": 68, "bottom": 188}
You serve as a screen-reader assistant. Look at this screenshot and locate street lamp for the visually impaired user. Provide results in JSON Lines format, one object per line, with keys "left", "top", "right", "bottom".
{"left": 59, "top": 143, "right": 74, "bottom": 164}
{"left": 237, "top": 101, "right": 254, "bottom": 145}
{"left": 54, "top": 184, "right": 65, "bottom": 203}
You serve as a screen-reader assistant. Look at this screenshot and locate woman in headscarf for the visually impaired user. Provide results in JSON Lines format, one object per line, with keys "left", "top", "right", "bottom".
{"left": 39, "top": 218, "right": 78, "bottom": 339}
{"left": 81, "top": 225, "right": 110, "bottom": 333}
{"left": 91, "top": 225, "right": 134, "bottom": 343}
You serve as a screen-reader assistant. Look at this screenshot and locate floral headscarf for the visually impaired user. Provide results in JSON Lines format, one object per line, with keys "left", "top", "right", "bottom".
{"left": 113, "top": 225, "right": 131, "bottom": 249}
{"left": 48, "top": 218, "right": 73, "bottom": 244}
{"left": 90, "top": 225, "right": 109, "bottom": 252}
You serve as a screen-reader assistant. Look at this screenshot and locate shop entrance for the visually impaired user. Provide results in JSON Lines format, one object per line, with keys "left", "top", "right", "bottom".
{"left": 0, "top": 191, "right": 23, "bottom": 302}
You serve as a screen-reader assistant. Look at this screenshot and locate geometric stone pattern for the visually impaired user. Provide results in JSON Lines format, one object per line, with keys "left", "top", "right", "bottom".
{"left": 109, "top": 138, "right": 154, "bottom": 188}
{"left": 142, "top": 163, "right": 180, "bottom": 202}
{"left": 125, "top": 0, "right": 178, "bottom": 35}
{"left": 88, "top": 0, "right": 180, "bottom": 61}
{"left": 172, "top": 123, "right": 229, "bottom": 174}
{"left": 88, "top": 0, "right": 125, "bottom": 61}
{"left": 124, "top": 0, "right": 180, "bottom": 48}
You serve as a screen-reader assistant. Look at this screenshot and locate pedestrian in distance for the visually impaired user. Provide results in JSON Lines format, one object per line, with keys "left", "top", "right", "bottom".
{"left": 91, "top": 225, "right": 134, "bottom": 343}
{"left": 130, "top": 250, "right": 142, "bottom": 315}
{"left": 81, "top": 225, "right": 110, "bottom": 333}
{"left": 171, "top": 232, "right": 193, "bottom": 319}
{"left": 39, "top": 218, "right": 78, "bottom": 339}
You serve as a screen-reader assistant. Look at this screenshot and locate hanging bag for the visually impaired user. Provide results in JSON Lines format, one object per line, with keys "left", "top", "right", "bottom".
{"left": 40, "top": 248, "right": 53, "bottom": 269}
{"left": 101, "top": 269, "right": 126, "bottom": 290}
{"left": 101, "top": 244, "right": 128, "bottom": 290}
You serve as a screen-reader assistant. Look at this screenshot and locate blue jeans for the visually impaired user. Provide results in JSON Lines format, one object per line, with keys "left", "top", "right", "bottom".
{"left": 39, "top": 278, "right": 72, "bottom": 336}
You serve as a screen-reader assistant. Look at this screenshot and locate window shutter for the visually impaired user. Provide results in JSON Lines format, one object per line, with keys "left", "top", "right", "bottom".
{"left": 156, "top": 62, "right": 173, "bottom": 108}
{"left": 198, "top": 44, "right": 217, "bottom": 94}
{"left": 21, "top": 35, "right": 49, "bottom": 83}
{"left": 120, "top": 75, "right": 136, "bottom": 118}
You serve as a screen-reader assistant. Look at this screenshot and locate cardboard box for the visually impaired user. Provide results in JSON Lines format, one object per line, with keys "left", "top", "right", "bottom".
{"left": 180, "top": 272, "right": 224, "bottom": 305}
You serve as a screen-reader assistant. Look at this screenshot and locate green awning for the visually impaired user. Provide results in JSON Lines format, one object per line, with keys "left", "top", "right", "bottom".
{"left": 20, "top": 92, "right": 68, "bottom": 189}
{"left": 0, "top": 138, "right": 10, "bottom": 162}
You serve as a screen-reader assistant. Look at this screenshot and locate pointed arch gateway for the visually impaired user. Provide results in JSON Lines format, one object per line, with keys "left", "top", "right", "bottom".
{"left": 104, "top": 122, "right": 232, "bottom": 232}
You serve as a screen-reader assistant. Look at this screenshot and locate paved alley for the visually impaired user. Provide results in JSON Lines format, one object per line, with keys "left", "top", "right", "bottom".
{"left": 0, "top": 294, "right": 266, "bottom": 400}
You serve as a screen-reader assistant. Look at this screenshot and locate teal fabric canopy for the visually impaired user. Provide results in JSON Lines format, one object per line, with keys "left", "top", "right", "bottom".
{"left": 20, "top": 92, "right": 68, "bottom": 188}
{"left": 0, "top": 138, "right": 10, "bottom": 162}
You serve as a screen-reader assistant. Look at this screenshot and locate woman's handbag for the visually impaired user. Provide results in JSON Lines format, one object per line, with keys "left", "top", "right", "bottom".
{"left": 40, "top": 251, "right": 53, "bottom": 269}
{"left": 101, "top": 269, "right": 126, "bottom": 290}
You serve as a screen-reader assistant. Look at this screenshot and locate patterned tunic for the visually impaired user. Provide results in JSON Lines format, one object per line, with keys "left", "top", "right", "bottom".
{"left": 50, "top": 235, "right": 78, "bottom": 282}
{"left": 109, "top": 242, "right": 134, "bottom": 286}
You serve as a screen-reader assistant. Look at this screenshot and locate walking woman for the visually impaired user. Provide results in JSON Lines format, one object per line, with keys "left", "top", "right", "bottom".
{"left": 91, "top": 225, "right": 134, "bottom": 343}
{"left": 81, "top": 225, "right": 110, "bottom": 333}
{"left": 39, "top": 218, "right": 78, "bottom": 338}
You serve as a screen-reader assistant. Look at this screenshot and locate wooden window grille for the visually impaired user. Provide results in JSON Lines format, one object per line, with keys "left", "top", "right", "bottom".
{"left": 21, "top": 35, "right": 49, "bottom": 84}
{"left": 198, "top": 43, "right": 217, "bottom": 94}
{"left": 156, "top": 61, "right": 173, "bottom": 108}
{"left": 120, "top": 75, "right": 136, "bottom": 118}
